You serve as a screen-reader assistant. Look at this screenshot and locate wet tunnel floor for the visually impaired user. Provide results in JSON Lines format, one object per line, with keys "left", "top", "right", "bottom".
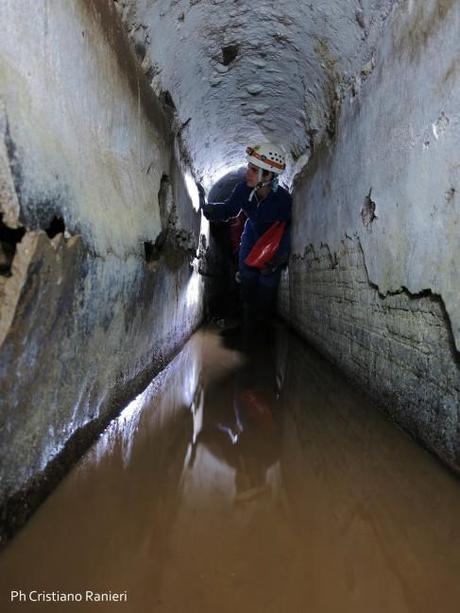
{"left": 1, "top": 323, "right": 460, "bottom": 613}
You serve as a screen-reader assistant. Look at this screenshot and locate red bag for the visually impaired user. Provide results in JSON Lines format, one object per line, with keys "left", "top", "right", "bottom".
{"left": 244, "top": 221, "right": 286, "bottom": 268}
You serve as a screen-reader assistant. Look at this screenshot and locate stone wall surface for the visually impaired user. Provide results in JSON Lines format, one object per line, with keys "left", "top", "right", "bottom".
{"left": 1, "top": 0, "right": 459, "bottom": 543}
{"left": 281, "top": 0, "right": 460, "bottom": 471}
{"left": 0, "top": 0, "right": 204, "bottom": 541}
{"left": 280, "top": 240, "right": 459, "bottom": 469}
{"left": 119, "top": 0, "right": 397, "bottom": 187}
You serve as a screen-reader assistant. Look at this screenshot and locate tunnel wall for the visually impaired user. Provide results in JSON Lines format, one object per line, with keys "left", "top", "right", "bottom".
{"left": 281, "top": 1, "right": 460, "bottom": 471}
{"left": 0, "top": 0, "right": 204, "bottom": 541}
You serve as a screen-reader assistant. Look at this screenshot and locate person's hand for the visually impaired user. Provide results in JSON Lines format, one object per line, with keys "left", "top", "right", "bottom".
{"left": 260, "top": 264, "right": 275, "bottom": 275}
{"left": 260, "top": 259, "right": 277, "bottom": 275}
{"left": 260, "top": 254, "right": 288, "bottom": 275}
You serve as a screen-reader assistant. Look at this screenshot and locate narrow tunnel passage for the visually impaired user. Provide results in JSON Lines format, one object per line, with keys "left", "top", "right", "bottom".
{"left": 0, "top": 0, "right": 459, "bottom": 609}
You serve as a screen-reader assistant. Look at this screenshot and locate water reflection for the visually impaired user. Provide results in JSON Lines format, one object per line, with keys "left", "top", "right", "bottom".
{"left": 189, "top": 326, "right": 283, "bottom": 505}
{"left": 1, "top": 324, "right": 460, "bottom": 613}
{"left": 0, "top": 335, "right": 218, "bottom": 612}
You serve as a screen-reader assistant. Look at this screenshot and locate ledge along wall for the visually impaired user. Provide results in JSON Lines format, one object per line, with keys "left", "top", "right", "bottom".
{"left": 0, "top": 0, "right": 204, "bottom": 543}
{"left": 280, "top": 0, "right": 460, "bottom": 472}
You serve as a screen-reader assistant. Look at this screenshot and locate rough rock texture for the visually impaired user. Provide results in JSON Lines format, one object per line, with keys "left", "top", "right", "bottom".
{"left": 0, "top": 0, "right": 204, "bottom": 542}
{"left": 118, "top": 0, "right": 397, "bottom": 187}
{"left": 281, "top": 0, "right": 460, "bottom": 470}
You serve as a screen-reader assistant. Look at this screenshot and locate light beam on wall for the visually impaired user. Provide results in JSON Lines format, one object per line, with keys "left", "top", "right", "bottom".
{"left": 184, "top": 171, "right": 200, "bottom": 211}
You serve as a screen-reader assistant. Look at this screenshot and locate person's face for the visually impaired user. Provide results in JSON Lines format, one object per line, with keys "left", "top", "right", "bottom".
{"left": 245, "top": 163, "right": 271, "bottom": 188}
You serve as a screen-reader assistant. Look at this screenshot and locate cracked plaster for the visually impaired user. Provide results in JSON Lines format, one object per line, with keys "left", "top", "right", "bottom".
{"left": 291, "top": 0, "right": 460, "bottom": 351}
{"left": 0, "top": 0, "right": 204, "bottom": 541}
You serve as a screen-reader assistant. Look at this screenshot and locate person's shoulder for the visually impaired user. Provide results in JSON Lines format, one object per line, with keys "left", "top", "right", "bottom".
{"left": 227, "top": 181, "right": 250, "bottom": 202}
{"left": 276, "top": 185, "right": 292, "bottom": 204}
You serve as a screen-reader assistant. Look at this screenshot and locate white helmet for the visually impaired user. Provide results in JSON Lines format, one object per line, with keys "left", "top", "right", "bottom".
{"left": 246, "top": 143, "right": 286, "bottom": 175}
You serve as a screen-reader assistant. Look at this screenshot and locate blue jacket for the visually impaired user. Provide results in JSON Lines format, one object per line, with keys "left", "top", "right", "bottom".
{"left": 203, "top": 181, "right": 292, "bottom": 267}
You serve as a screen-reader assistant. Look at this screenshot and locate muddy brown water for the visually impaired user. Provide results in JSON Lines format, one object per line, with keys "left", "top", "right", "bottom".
{"left": 1, "top": 324, "right": 460, "bottom": 613}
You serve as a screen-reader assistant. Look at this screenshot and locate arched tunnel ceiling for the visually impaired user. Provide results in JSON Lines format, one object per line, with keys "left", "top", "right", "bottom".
{"left": 118, "top": 0, "right": 397, "bottom": 187}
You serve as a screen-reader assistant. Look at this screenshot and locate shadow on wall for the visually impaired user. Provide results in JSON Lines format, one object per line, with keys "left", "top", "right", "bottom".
{"left": 0, "top": 215, "right": 25, "bottom": 277}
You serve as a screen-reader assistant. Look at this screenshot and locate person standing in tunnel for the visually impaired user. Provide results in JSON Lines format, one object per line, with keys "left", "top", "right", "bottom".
{"left": 198, "top": 143, "right": 291, "bottom": 329}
